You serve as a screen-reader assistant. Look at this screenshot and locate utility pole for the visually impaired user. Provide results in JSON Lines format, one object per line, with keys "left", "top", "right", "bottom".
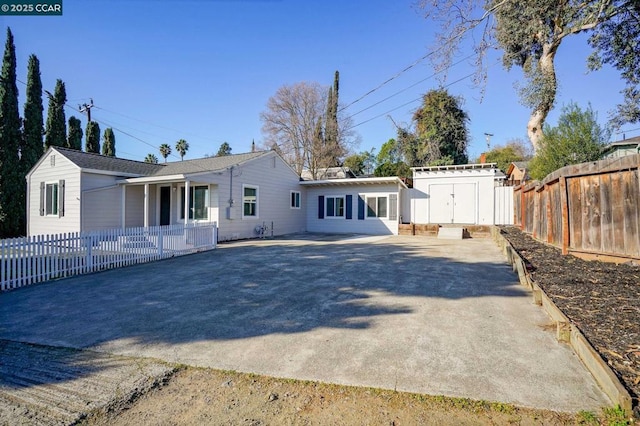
{"left": 484, "top": 132, "right": 494, "bottom": 150}
{"left": 79, "top": 98, "right": 94, "bottom": 122}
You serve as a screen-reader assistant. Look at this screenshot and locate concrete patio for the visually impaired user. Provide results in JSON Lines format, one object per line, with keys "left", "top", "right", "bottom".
{"left": 0, "top": 234, "right": 610, "bottom": 414}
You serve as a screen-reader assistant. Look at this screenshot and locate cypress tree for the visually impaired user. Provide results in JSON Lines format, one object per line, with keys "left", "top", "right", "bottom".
{"left": 44, "top": 79, "right": 66, "bottom": 149}
{"left": 66, "top": 116, "right": 82, "bottom": 150}
{"left": 323, "top": 70, "right": 341, "bottom": 167}
{"left": 85, "top": 121, "right": 100, "bottom": 153}
{"left": 0, "top": 28, "right": 23, "bottom": 237}
{"left": 102, "top": 127, "right": 115, "bottom": 156}
{"left": 19, "top": 53, "right": 44, "bottom": 235}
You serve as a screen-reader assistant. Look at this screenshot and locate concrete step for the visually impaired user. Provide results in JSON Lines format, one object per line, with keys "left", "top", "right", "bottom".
{"left": 437, "top": 227, "right": 465, "bottom": 240}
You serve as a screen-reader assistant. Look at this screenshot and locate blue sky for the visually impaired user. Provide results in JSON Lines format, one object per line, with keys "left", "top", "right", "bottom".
{"left": 3, "top": 0, "right": 637, "bottom": 163}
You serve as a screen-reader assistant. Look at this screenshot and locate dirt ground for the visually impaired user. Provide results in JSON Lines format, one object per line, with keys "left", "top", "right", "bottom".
{"left": 80, "top": 366, "right": 583, "bottom": 426}
{"left": 500, "top": 227, "right": 640, "bottom": 417}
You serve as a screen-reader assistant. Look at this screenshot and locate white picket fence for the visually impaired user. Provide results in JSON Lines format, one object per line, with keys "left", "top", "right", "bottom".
{"left": 0, "top": 222, "right": 217, "bottom": 291}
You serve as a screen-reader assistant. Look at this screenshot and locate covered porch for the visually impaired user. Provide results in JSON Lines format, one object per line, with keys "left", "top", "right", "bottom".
{"left": 118, "top": 174, "right": 221, "bottom": 229}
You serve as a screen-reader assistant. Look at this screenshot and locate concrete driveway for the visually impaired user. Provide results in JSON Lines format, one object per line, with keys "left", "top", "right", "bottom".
{"left": 0, "top": 234, "right": 609, "bottom": 412}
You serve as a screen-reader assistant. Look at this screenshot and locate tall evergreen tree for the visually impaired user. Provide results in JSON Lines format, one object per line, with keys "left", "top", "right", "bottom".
{"left": 102, "top": 127, "right": 115, "bottom": 156}
{"left": 44, "top": 79, "right": 66, "bottom": 149}
{"left": 66, "top": 116, "right": 82, "bottom": 150}
{"left": 0, "top": 28, "right": 23, "bottom": 237}
{"left": 20, "top": 54, "right": 44, "bottom": 235}
{"left": 85, "top": 121, "right": 100, "bottom": 153}
{"left": 323, "top": 70, "right": 341, "bottom": 167}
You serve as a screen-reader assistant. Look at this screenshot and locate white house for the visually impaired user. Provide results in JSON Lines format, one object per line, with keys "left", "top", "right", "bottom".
{"left": 301, "top": 177, "right": 408, "bottom": 235}
{"left": 26, "top": 148, "right": 511, "bottom": 239}
{"left": 26, "top": 147, "right": 306, "bottom": 240}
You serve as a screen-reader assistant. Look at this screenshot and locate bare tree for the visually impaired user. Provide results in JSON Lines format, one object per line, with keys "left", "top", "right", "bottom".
{"left": 260, "top": 81, "right": 358, "bottom": 178}
{"left": 417, "top": 0, "right": 635, "bottom": 151}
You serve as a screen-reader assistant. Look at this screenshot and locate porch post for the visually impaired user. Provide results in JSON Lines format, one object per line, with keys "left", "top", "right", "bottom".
{"left": 144, "top": 183, "right": 149, "bottom": 228}
{"left": 121, "top": 185, "right": 126, "bottom": 229}
{"left": 184, "top": 180, "right": 190, "bottom": 224}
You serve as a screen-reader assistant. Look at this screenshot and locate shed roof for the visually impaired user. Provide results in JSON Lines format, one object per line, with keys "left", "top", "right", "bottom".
{"left": 411, "top": 163, "right": 498, "bottom": 172}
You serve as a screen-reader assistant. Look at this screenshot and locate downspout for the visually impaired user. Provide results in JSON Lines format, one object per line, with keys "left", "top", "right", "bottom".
{"left": 228, "top": 165, "right": 234, "bottom": 208}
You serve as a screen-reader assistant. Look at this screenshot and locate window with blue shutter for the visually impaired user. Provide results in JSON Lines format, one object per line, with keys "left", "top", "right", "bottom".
{"left": 357, "top": 195, "right": 365, "bottom": 220}
{"left": 318, "top": 195, "right": 324, "bottom": 219}
{"left": 345, "top": 194, "right": 353, "bottom": 219}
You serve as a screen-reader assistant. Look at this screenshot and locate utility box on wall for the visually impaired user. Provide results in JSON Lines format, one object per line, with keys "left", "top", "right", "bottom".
{"left": 411, "top": 163, "right": 504, "bottom": 225}
{"left": 226, "top": 206, "right": 238, "bottom": 220}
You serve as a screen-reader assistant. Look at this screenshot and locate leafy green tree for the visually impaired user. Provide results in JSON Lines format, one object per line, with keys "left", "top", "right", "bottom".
{"left": 144, "top": 153, "right": 158, "bottom": 164}
{"left": 588, "top": 2, "right": 640, "bottom": 128}
{"left": 66, "top": 116, "right": 82, "bottom": 150}
{"left": 0, "top": 28, "right": 23, "bottom": 237}
{"left": 216, "top": 141, "right": 231, "bottom": 156}
{"left": 101, "top": 127, "right": 116, "bottom": 157}
{"left": 482, "top": 144, "right": 525, "bottom": 173}
{"left": 85, "top": 121, "right": 100, "bottom": 153}
{"left": 343, "top": 153, "right": 366, "bottom": 176}
{"left": 175, "top": 138, "right": 189, "bottom": 160}
{"left": 410, "top": 88, "right": 469, "bottom": 166}
{"left": 159, "top": 143, "right": 172, "bottom": 162}
{"left": 374, "top": 161, "right": 412, "bottom": 179}
{"left": 44, "top": 79, "right": 66, "bottom": 149}
{"left": 419, "top": 0, "right": 637, "bottom": 150}
{"left": 376, "top": 138, "right": 402, "bottom": 165}
{"left": 528, "top": 103, "right": 609, "bottom": 180}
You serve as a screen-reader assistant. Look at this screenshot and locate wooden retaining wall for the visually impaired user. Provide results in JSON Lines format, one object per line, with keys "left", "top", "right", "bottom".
{"left": 514, "top": 154, "right": 640, "bottom": 262}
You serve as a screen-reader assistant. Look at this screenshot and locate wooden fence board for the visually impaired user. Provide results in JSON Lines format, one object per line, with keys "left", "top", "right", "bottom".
{"left": 599, "top": 173, "right": 614, "bottom": 254}
{"left": 568, "top": 177, "right": 583, "bottom": 250}
{"left": 623, "top": 170, "right": 640, "bottom": 256}
{"left": 586, "top": 174, "right": 602, "bottom": 252}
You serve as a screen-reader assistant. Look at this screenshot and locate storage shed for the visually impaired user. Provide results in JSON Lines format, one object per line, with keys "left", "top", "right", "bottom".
{"left": 410, "top": 163, "right": 507, "bottom": 225}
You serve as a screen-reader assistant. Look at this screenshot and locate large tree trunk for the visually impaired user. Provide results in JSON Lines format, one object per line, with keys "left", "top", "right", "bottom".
{"left": 527, "top": 43, "right": 558, "bottom": 152}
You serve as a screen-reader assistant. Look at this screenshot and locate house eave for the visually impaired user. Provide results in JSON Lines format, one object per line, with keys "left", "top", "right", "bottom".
{"left": 412, "top": 163, "right": 497, "bottom": 172}
{"left": 300, "top": 177, "right": 408, "bottom": 189}
{"left": 118, "top": 174, "right": 188, "bottom": 184}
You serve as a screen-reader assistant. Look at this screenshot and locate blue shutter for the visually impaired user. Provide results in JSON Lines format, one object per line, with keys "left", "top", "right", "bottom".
{"left": 318, "top": 195, "right": 324, "bottom": 219}
{"left": 357, "top": 195, "right": 365, "bottom": 220}
{"left": 345, "top": 194, "right": 353, "bottom": 219}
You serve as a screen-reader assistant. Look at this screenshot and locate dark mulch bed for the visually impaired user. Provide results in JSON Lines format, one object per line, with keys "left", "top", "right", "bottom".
{"left": 499, "top": 226, "right": 640, "bottom": 414}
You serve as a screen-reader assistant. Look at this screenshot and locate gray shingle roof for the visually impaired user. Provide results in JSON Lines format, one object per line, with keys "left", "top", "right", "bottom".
{"left": 150, "top": 151, "right": 268, "bottom": 176}
{"left": 55, "top": 147, "right": 268, "bottom": 177}
{"left": 55, "top": 147, "right": 164, "bottom": 175}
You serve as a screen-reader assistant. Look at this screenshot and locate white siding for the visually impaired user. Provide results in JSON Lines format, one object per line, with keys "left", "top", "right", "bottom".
{"left": 215, "top": 152, "right": 306, "bottom": 241}
{"left": 27, "top": 150, "right": 81, "bottom": 236}
{"left": 305, "top": 184, "right": 400, "bottom": 235}
{"left": 412, "top": 168, "right": 497, "bottom": 225}
{"left": 494, "top": 186, "right": 514, "bottom": 225}
{"left": 125, "top": 185, "right": 145, "bottom": 227}
{"left": 81, "top": 172, "right": 122, "bottom": 231}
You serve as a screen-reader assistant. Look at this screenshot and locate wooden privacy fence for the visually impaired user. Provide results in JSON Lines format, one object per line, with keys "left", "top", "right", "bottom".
{"left": 1, "top": 222, "right": 217, "bottom": 291}
{"left": 514, "top": 154, "right": 640, "bottom": 262}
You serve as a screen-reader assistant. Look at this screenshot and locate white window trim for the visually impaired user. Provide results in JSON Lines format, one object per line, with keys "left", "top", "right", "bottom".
{"left": 290, "top": 190, "right": 301, "bottom": 209}
{"left": 45, "top": 182, "right": 59, "bottom": 216}
{"left": 179, "top": 184, "right": 210, "bottom": 222}
{"left": 365, "top": 195, "right": 388, "bottom": 219}
{"left": 242, "top": 184, "right": 259, "bottom": 219}
{"left": 325, "top": 195, "right": 345, "bottom": 219}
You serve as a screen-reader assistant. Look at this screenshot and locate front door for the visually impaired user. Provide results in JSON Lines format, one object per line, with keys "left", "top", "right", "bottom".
{"left": 160, "top": 186, "right": 171, "bottom": 226}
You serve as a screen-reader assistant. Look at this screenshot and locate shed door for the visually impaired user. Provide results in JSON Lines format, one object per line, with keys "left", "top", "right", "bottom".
{"left": 429, "top": 183, "right": 476, "bottom": 224}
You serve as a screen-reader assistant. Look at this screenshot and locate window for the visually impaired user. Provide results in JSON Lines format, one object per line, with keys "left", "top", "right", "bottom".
{"left": 290, "top": 191, "right": 301, "bottom": 209}
{"left": 181, "top": 185, "right": 209, "bottom": 220}
{"left": 326, "top": 196, "right": 345, "bottom": 218}
{"left": 45, "top": 183, "right": 58, "bottom": 215}
{"left": 243, "top": 185, "right": 258, "bottom": 217}
{"left": 366, "top": 196, "right": 388, "bottom": 218}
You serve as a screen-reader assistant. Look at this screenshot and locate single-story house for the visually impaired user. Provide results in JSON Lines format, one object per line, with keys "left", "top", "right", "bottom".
{"left": 301, "top": 177, "right": 408, "bottom": 235}
{"left": 601, "top": 136, "right": 640, "bottom": 160}
{"left": 505, "top": 161, "right": 529, "bottom": 186}
{"left": 26, "top": 147, "right": 510, "bottom": 239}
{"left": 26, "top": 147, "right": 306, "bottom": 241}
